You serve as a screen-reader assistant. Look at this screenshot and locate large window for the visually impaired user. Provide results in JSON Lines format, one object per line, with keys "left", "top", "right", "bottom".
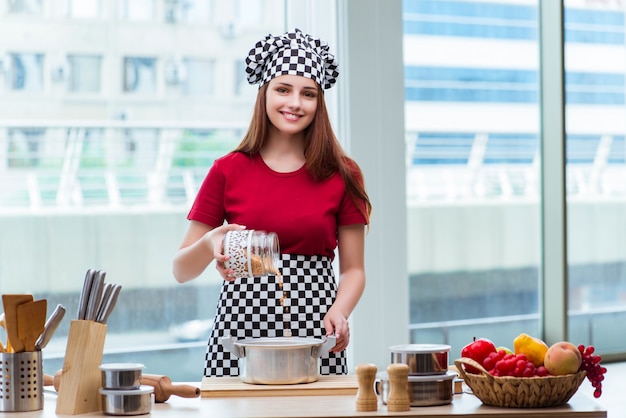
{"left": 404, "top": 0, "right": 626, "bottom": 360}
{"left": 404, "top": 0, "right": 542, "bottom": 354}
{"left": 563, "top": 0, "right": 626, "bottom": 356}
{"left": 0, "top": 0, "right": 286, "bottom": 382}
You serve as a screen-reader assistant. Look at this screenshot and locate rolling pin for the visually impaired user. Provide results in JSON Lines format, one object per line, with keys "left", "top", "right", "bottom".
{"left": 140, "top": 374, "right": 200, "bottom": 402}
{"left": 45, "top": 370, "right": 200, "bottom": 403}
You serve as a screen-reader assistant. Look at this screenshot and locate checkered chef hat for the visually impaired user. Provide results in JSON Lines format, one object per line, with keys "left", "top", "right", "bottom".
{"left": 245, "top": 28, "right": 339, "bottom": 90}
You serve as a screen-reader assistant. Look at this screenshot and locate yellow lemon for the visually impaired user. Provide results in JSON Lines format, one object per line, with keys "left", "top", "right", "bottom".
{"left": 513, "top": 333, "right": 549, "bottom": 367}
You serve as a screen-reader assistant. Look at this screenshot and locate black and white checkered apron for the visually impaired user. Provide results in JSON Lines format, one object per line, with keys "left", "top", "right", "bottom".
{"left": 204, "top": 254, "right": 347, "bottom": 377}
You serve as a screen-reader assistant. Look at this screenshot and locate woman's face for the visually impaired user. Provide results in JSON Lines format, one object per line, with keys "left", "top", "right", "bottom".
{"left": 265, "top": 75, "right": 318, "bottom": 135}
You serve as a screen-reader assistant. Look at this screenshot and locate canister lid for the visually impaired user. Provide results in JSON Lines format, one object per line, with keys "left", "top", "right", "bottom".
{"left": 388, "top": 344, "right": 451, "bottom": 353}
{"left": 99, "top": 362, "right": 145, "bottom": 371}
{"left": 100, "top": 385, "right": 154, "bottom": 395}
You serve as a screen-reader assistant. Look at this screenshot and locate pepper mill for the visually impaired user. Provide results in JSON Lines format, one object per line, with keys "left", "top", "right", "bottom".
{"left": 386, "top": 363, "right": 410, "bottom": 412}
{"left": 355, "top": 363, "right": 378, "bottom": 411}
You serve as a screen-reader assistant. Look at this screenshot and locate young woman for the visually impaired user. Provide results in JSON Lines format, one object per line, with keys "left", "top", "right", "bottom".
{"left": 173, "top": 29, "right": 372, "bottom": 377}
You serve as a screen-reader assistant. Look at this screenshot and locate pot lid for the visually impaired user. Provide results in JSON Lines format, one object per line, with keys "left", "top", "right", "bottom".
{"left": 234, "top": 336, "right": 325, "bottom": 348}
{"left": 388, "top": 343, "right": 451, "bottom": 353}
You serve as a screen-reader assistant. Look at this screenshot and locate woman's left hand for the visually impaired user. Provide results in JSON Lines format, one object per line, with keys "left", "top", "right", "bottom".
{"left": 323, "top": 307, "right": 350, "bottom": 353}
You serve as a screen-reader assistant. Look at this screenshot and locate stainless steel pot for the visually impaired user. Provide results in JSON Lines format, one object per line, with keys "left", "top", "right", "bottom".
{"left": 220, "top": 335, "right": 336, "bottom": 384}
{"left": 376, "top": 371, "right": 457, "bottom": 407}
{"left": 389, "top": 344, "right": 451, "bottom": 375}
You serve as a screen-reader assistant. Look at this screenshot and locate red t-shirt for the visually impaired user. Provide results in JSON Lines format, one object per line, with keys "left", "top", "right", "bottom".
{"left": 187, "top": 152, "right": 367, "bottom": 259}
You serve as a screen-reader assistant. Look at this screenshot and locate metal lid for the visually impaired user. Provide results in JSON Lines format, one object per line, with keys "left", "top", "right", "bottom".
{"left": 99, "top": 363, "right": 145, "bottom": 371}
{"left": 388, "top": 344, "right": 451, "bottom": 353}
{"left": 377, "top": 370, "right": 457, "bottom": 382}
{"left": 100, "top": 385, "right": 154, "bottom": 395}
{"left": 234, "top": 336, "right": 324, "bottom": 348}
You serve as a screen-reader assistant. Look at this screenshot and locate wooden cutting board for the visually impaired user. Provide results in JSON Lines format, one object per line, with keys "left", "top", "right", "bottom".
{"left": 201, "top": 375, "right": 358, "bottom": 398}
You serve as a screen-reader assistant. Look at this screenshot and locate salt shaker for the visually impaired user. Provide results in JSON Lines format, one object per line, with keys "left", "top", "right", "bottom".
{"left": 386, "top": 363, "right": 410, "bottom": 412}
{"left": 355, "top": 363, "right": 378, "bottom": 411}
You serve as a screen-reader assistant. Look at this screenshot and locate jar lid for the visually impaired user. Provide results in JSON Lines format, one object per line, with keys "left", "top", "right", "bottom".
{"left": 99, "top": 362, "right": 145, "bottom": 371}
{"left": 100, "top": 385, "right": 154, "bottom": 395}
{"left": 388, "top": 344, "right": 451, "bottom": 353}
{"left": 377, "top": 370, "right": 457, "bottom": 383}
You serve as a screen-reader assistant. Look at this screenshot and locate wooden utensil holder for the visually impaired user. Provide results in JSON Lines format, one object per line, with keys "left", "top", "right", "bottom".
{"left": 56, "top": 320, "right": 107, "bottom": 415}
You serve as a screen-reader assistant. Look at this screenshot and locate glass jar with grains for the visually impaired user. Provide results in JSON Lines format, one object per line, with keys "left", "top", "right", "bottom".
{"left": 223, "top": 230, "right": 281, "bottom": 278}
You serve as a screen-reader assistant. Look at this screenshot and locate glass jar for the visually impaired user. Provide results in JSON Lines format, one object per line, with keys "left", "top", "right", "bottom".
{"left": 223, "top": 230, "right": 281, "bottom": 278}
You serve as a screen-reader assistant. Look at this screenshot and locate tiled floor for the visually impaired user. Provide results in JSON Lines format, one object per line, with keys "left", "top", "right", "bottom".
{"left": 577, "top": 361, "right": 624, "bottom": 418}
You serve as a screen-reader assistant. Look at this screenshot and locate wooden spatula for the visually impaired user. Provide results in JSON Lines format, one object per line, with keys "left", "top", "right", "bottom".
{"left": 2, "top": 294, "right": 34, "bottom": 353}
{"left": 16, "top": 299, "right": 47, "bottom": 352}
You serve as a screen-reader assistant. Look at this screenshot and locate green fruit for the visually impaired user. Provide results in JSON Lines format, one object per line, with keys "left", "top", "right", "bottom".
{"left": 496, "top": 346, "right": 513, "bottom": 354}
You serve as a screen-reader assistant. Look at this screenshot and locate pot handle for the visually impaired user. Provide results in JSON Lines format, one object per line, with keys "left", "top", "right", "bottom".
{"left": 219, "top": 335, "right": 244, "bottom": 358}
{"left": 313, "top": 335, "right": 337, "bottom": 357}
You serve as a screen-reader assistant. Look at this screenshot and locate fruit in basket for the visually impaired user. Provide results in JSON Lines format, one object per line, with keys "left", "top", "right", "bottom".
{"left": 482, "top": 350, "right": 537, "bottom": 377}
{"left": 544, "top": 341, "right": 582, "bottom": 375}
{"left": 513, "top": 333, "right": 549, "bottom": 367}
{"left": 495, "top": 346, "right": 513, "bottom": 355}
{"left": 461, "top": 337, "right": 497, "bottom": 373}
{"left": 578, "top": 344, "right": 607, "bottom": 398}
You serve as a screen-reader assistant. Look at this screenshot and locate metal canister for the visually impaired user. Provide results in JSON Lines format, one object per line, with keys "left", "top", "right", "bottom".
{"left": 388, "top": 344, "right": 451, "bottom": 375}
{"left": 0, "top": 351, "right": 43, "bottom": 412}
{"left": 223, "top": 230, "right": 281, "bottom": 278}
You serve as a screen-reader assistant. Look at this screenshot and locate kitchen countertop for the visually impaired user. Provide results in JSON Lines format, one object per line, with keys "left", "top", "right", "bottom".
{"left": 14, "top": 387, "right": 607, "bottom": 417}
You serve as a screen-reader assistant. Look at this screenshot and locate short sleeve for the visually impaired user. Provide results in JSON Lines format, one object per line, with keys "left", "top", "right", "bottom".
{"left": 337, "top": 162, "right": 368, "bottom": 226}
{"left": 187, "top": 159, "right": 227, "bottom": 228}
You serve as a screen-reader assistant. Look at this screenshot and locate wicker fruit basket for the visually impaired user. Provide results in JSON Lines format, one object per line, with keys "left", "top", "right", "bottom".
{"left": 454, "top": 357, "right": 586, "bottom": 408}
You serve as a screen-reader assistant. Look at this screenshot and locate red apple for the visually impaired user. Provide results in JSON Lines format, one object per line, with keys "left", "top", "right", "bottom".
{"left": 461, "top": 337, "right": 497, "bottom": 374}
{"left": 544, "top": 341, "right": 582, "bottom": 375}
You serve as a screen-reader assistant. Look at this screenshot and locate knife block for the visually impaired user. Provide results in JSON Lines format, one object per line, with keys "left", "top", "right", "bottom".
{"left": 56, "top": 320, "right": 107, "bottom": 415}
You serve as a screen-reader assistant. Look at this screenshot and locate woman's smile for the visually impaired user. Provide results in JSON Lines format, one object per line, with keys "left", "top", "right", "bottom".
{"left": 281, "top": 111, "right": 302, "bottom": 121}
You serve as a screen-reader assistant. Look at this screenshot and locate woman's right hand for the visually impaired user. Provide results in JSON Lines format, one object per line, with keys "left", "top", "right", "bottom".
{"left": 204, "top": 223, "right": 246, "bottom": 281}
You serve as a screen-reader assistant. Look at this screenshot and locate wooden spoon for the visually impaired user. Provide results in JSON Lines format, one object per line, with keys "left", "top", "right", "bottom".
{"left": 2, "top": 294, "right": 34, "bottom": 353}
{"left": 16, "top": 299, "right": 47, "bottom": 352}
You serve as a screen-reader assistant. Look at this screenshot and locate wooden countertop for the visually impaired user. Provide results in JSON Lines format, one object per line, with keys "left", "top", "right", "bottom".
{"left": 18, "top": 388, "right": 606, "bottom": 417}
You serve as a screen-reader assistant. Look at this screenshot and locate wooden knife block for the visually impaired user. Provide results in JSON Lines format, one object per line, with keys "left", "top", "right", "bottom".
{"left": 56, "top": 320, "right": 107, "bottom": 415}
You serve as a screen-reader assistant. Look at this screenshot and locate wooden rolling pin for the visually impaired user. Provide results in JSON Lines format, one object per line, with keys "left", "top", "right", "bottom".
{"left": 45, "top": 370, "right": 200, "bottom": 403}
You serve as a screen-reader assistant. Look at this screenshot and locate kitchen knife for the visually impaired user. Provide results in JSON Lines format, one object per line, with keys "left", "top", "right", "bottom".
{"left": 35, "top": 304, "right": 66, "bottom": 350}
{"left": 86, "top": 270, "right": 105, "bottom": 321}
{"left": 77, "top": 269, "right": 95, "bottom": 320}
{"left": 95, "top": 283, "right": 113, "bottom": 323}
{"left": 98, "top": 284, "right": 122, "bottom": 324}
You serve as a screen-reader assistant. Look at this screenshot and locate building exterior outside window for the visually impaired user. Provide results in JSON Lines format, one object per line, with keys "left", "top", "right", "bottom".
{"left": 6, "top": 53, "right": 44, "bottom": 92}
{"left": 123, "top": 57, "right": 157, "bottom": 93}
{"left": 65, "top": 0, "right": 99, "bottom": 18}
{"left": 182, "top": 58, "right": 213, "bottom": 96}
{"left": 7, "top": 0, "right": 42, "bottom": 14}
{"left": 67, "top": 55, "right": 102, "bottom": 92}
{"left": 122, "top": 0, "right": 154, "bottom": 21}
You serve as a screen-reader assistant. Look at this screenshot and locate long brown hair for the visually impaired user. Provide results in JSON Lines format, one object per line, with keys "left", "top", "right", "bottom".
{"left": 234, "top": 83, "right": 372, "bottom": 223}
